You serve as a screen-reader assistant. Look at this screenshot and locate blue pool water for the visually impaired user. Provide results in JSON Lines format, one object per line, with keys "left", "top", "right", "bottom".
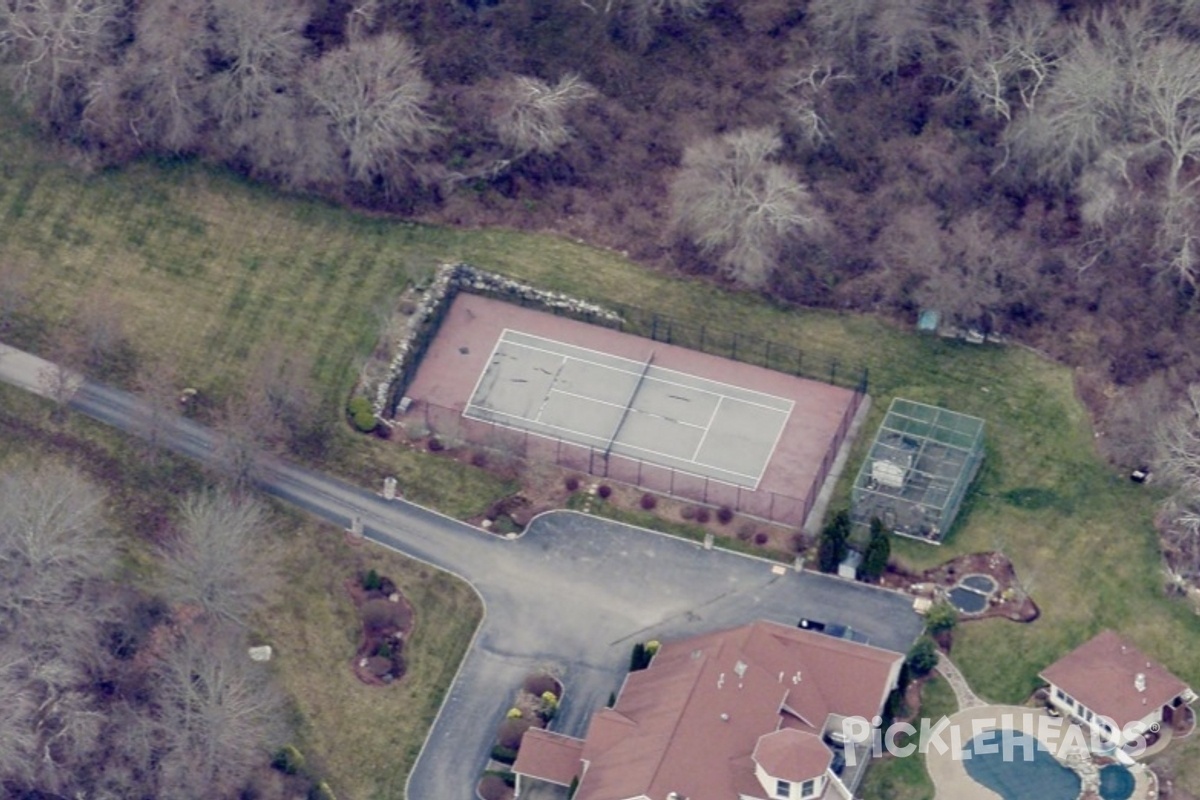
{"left": 963, "top": 731, "right": 1082, "bottom": 800}
{"left": 1099, "top": 764, "right": 1135, "bottom": 800}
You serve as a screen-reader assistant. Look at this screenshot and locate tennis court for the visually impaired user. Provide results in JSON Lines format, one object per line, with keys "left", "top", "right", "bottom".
{"left": 464, "top": 330, "right": 794, "bottom": 489}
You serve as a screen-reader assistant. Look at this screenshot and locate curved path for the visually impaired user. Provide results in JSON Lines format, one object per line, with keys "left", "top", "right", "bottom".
{"left": 0, "top": 343, "right": 924, "bottom": 798}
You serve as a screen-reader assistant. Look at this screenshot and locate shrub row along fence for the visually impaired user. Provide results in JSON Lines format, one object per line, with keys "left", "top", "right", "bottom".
{"left": 418, "top": 392, "right": 863, "bottom": 529}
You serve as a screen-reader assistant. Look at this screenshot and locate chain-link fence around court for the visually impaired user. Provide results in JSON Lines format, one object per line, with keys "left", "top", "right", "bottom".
{"left": 415, "top": 389, "right": 864, "bottom": 528}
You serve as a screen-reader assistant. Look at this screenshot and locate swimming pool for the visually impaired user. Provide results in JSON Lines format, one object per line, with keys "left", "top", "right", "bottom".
{"left": 1099, "top": 763, "right": 1135, "bottom": 800}
{"left": 963, "top": 731, "right": 1082, "bottom": 800}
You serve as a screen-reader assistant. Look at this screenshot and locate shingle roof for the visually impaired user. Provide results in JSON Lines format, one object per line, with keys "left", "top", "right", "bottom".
{"left": 752, "top": 729, "right": 831, "bottom": 783}
{"left": 568, "top": 619, "right": 902, "bottom": 800}
{"left": 512, "top": 729, "right": 584, "bottom": 787}
{"left": 1040, "top": 630, "right": 1191, "bottom": 730}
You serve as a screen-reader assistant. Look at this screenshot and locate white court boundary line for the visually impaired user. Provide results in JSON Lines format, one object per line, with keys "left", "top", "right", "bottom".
{"left": 463, "top": 403, "right": 764, "bottom": 486}
{"left": 463, "top": 328, "right": 801, "bottom": 489}
{"left": 503, "top": 329, "right": 797, "bottom": 411}
{"left": 546, "top": 387, "right": 708, "bottom": 430}
{"left": 501, "top": 333, "right": 794, "bottom": 415}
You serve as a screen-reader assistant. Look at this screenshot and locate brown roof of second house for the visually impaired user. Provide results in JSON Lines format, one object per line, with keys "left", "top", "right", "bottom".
{"left": 572, "top": 619, "right": 902, "bottom": 800}
{"left": 513, "top": 729, "right": 584, "bottom": 787}
{"left": 1040, "top": 630, "right": 1191, "bottom": 729}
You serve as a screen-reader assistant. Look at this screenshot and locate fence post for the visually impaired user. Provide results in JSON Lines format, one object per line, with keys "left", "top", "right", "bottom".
{"left": 796, "top": 350, "right": 803, "bottom": 377}
{"left": 765, "top": 340, "right": 772, "bottom": 369}
{"left": 699, "top": 325, "right": 706, "bottom": 352}
{"left": 651, "top": 314, "right": 659, "bottom": 341}
{"left": 666, "top": 320, "right": 672, "bottom": 344}
{"left": 830, "top": 360, "right": 838, "bottom": 386}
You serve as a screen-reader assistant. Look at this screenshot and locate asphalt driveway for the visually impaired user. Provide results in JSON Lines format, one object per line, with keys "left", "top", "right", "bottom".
{"left": 0, "top": 343, "right": 924, "bottom": 800}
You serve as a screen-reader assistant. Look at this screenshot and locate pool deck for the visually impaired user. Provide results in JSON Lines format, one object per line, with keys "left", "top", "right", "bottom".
{"left": 926, "top": 704, "right": 1158, "bottom": 800}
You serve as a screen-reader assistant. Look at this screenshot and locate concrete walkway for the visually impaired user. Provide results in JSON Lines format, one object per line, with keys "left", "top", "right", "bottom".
{"left": 936, "top": 652, "right": 988, "bottom": 710}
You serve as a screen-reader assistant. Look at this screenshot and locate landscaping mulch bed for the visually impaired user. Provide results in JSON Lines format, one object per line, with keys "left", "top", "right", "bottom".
{"left": 345, "top": 574, "right": 415, "bottom": 686}
{"left": 880, "top": 551, "right": 1040, "bottom": 623}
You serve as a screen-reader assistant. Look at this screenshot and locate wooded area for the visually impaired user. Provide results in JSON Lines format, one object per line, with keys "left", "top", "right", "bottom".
{"left": 6, "top": 0, "right": 1200, "bottom": 448}
{"left": 0, "top": 463, "right": 295, "bottom": 799}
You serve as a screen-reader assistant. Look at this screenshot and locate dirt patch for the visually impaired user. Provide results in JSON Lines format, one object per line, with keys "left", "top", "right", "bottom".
{"left": 881, "top": 551, "right": 1040, "bottom": 623}
{"left": 345, "top": 572, "right": 415, "bottom": 686}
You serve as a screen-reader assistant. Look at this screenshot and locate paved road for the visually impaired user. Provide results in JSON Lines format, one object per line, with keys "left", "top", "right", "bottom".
{"left": 0, "top": 343, "right": 924, "bottom": 799}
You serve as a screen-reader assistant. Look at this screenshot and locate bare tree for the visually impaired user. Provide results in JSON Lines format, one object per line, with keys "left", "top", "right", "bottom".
{"left": 205, "top": 0, "right": 310, "bottom": 133}
{"left": 1158, "top": 384, "right": 1200, "bottom": 495}
{"left": 670, "top": 127, "right": 825, "bottom": 288}
{"left": 306, "top": 33, "right": 438, "bottom": 184}
{"left": 159, "top": 489, "right": 278, "bottom": 625}
{"left": 493, "top": 73, "right": 596, "bottom": 158}
{"left": 152, "top": 623, "right": 287, "bottom": 800}
{"left": 83, "top": 0, "right": 209, "bottom": 153}
{"left": 805, "top": 0, "right": 938, "bottom": 77}
{"left": 0, "top": 462, "right": 112, "bottom": 622}
{"left": 944, "top": 2, "right": 1062, "bottom": 122}
{"left": 775, "top": 63, "right": 851, "bottom": 150}
{"left": 0, "top": 463, "right": 115, "bottom": 792}
{"left": 0, "top": 0, "right": 126, "bottom": 125}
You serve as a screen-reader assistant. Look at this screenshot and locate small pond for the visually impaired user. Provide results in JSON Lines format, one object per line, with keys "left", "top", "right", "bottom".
{"left": 949, "top": 586, "right": 989, "bottom": 614}
{"left": 962, "top": 574, "right": 997, "bottom": 593}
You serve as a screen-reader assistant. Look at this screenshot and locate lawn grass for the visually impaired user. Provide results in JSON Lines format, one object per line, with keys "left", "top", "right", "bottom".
{"left": 2, "top": 92, "right": 1199, "bottom": 798}
{"left": 257, "top": 517, "right": 482, "bottom": 800}
{"left": 858, "top": 676, "right": 958, "bottom": 800}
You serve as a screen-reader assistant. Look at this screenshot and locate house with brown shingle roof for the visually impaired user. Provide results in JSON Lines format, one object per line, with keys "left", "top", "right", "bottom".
{"left": 512, "top": 620, "right": 904, "bottom": 800}
{"left": 1039, "top": 630, "right": 1197, "bottom": 748}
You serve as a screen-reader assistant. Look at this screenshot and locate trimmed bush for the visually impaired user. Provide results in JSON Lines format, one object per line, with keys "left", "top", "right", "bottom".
{"left": 347, "top": 396, "right": 377, "bottom": 433}
{"left": 925, "top": 602, "right": 959, "bottom": 636}
{"left": 427, "top": 437, "right": 444, "bottom": 452}
{"left": 717, "top": 505, "right": 733, "bottom": 524}
{"left": 362, "top": 568, "right": 382, "bottom": 591}
{"left": 695, "top": 508, "right": 711, "bottom": 524}
{"left": 491, "top": 744, "right": 518, "bottom": 765}
{"left": 754, "top": 531, "right": 769, "bottom": 546}
{"left": 597, "top": 484, "right": 612, "bottom": 499}
{"left": 271, "top": 744, "right": 306, "bottom": 776}
{"left": 640, "top": 493, "right": 657, "bottom": 510}
{"left": 906, "top": 637, "right": 939, "bottom": 677}
{"left": 680, "top": 505, "right": 697, "bottom": 521}
{"left": 497, "top": 717, "right": 532, "bottom": 749}
{"left": 471, "top": 450, "right": 488, "bottom": 468}
{"left": 565, "top": 475, "right": 580, "bottom": 492}
{"left": 523, "top": 673, "right": 561, "bottom": 697}
{"left": 478, "top": 774, "right": 511, "bottom": 800}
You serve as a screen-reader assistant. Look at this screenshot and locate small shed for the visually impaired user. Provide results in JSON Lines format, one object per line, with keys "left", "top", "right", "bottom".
{"left": 917, "top": 310, "right": 941, "bottom": 333}
{"left": 851, "top": 398, "right": 985, "bottom": 544}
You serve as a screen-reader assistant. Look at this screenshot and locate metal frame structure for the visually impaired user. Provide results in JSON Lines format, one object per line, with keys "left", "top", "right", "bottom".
{"left": 850, "top": 398, "right": 985, "bottom": 544}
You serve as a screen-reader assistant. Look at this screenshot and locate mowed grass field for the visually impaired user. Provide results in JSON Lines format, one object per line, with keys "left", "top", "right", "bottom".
{"left": 2, "top": 101, "right": 1200, "bottom": 796}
